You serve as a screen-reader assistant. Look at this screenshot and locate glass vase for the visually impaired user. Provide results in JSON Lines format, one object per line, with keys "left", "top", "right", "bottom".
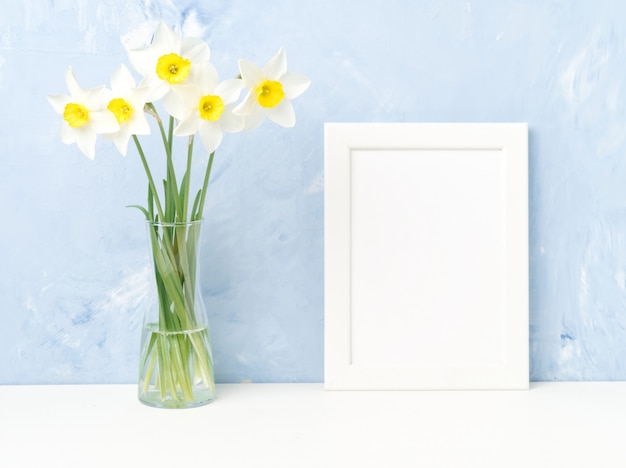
{"left": 138, "top": 220, "right": 215, "bottom": 409}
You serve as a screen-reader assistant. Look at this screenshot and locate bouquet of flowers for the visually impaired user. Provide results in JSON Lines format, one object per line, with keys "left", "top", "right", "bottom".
{"left": 47, "top": 22, "right": 310, "bottom": 407}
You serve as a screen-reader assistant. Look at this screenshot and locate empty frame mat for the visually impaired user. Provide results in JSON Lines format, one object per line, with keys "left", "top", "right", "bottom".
{"left": 324, "top": 123, "right": 528, "bottom": 390}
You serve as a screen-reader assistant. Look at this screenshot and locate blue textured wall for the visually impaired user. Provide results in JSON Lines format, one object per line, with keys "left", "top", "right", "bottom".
{"left": 1, "top": 0, "right": 626, "bottom": 384}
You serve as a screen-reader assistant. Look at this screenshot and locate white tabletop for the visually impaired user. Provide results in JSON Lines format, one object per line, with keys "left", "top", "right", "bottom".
{"left": 1, "top": 382, "right": 625, "bottom": 467}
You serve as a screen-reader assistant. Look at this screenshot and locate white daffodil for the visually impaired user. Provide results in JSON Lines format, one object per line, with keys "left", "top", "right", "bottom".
{"left": 164, "top": 63, "right": 244, "bottom": 154}
{"left": 47, "top": 67, "right": 119, "bottom": 159}
{"left": 126, "top": 21, "right": 211, "bottom": 102}
{"left": 102, "top": 64, "right": 151, "bottom": 156}
{"left": 233, "top": 47, "right": 310, "bottom": 130}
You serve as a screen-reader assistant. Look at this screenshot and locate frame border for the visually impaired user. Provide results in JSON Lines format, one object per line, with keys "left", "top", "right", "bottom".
{"left": 324, "top": 123, "right": 529, "bottom": 390}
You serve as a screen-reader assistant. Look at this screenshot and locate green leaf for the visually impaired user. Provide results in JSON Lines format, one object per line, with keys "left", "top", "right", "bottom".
{"left": 179, "top": 172, "right": 188, "bottom": 218}
{"left": 163, "top": 179, "right": 174, "bottom": 223}
{"left": 191, "top": 189, "right": 202, "bottom": 221}
{"left": 126, "top": 204, "right": 150, "bottom": 220}
{"left": 148, "top": 185, "right": 155, "bottom": 220}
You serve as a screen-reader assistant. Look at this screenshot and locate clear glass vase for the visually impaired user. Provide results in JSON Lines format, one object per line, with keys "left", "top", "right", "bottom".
{"left": 138, "top": 220, "right": 215, "bottom": 409}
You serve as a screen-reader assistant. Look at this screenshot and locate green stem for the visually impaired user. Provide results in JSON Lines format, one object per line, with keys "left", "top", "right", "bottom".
{"left": 195, "top": 151, "right": 215, "bottom": 220}
{"left": 183, "top": 135, "right": 195, "bottom": 223}
{"left": 132, "top": 135, "right": 165, "bottom": 222}
{"left": 133, "top": 135, "right": 183, "bottom": 297}
{"left": 148, "top": 104, "right": 181, "bottom": 222}
{"left": 166, "top": 116, "right": 182, "bottom": 221}
{"left": 140, "top": 332, "right": 158, "bottom": 395}
{"left": 168, "top": 115, "right": 175, "bottom": 154}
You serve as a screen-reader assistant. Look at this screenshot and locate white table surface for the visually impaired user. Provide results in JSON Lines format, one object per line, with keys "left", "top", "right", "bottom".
{"left": 1, "top": 382, "right": 625, "bottom": 467}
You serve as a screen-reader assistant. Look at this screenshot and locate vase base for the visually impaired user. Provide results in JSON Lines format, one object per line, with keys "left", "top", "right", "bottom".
{"left": 137, "top": 321, "right": 215, "bottom": 410}
{"left": 138, "top": 390, "right": 215, "bottom": 409}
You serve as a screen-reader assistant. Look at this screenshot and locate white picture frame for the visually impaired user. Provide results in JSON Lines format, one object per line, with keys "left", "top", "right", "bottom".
{"left": 324, "top": 123, "right": 528, "bottom": 390}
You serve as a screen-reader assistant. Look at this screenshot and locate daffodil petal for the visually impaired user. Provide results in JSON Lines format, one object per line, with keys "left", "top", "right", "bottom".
{"left": 152, "top": 22, "right": 182, "bottom": 55}
{"left": 266, "top": 99, "right": 295, "bottom": 128}
{"left": 89, "top": 110, "right": 120, "bottom": 133}
{"left": 188, "top": 62, "right": 218, "bottom": 92}
{"left": 215, "top": 79, "right": 243, "bottom": 104}
{"left": 111, "top": 64, "right": 137, "bottom": 92}
{"left": 65, "top": 67, "right": 84, "bottom": 100}
{"left": 103, "top": 112, "right": 148, "bottom": 156}
{"left": 181, "top": 37, "right": 210, "bottom": 63}
{"left": 128, "top": 112, "right": 151, "bottom": 135}
{"left": 139, "top": 74, "right": 169, "bottom": 102}
{"left": 103, "top": 126, "right": 132, "bottom": 156}
{"left": 74, "top": 127, "right": 97, "bottom": 159}
{"left": 264, "top": 48, "right": 287, "bottom": 80}
{"left": 174, "top": 115, "right": 201, "bottom": 136}
{"left": 113, "top": 132, "right": 131, "bottom": 156}
{"left": 60, "top": 124, "right": 77, "bottom": 144}
{"left": 129, "top": 86, "right": 151, "bottom": 106}
{"left": 127, "top": 47, "right": 158, "bottom": 76}
{"left": 219, "top": 106, "right": 245, "bottom": 133}
{"left": 83, "top": 86, "right": 107, "bottom": 110}
{"left": 233, "top": 91, "right": 257, "bottom": 116}
{"left": 242, "top": 110, "right": 266, "bottom": 131}
{"left": 281, "top": 72, "right": 311, "bottom": 100}
{"left": 47, "top": 94, "right": 70, "bottom": 113}
{"left": 198, "top": 121, "right": 223, "bottom": 153}
{"left": 238, "top": 59, "right": 264, "bottom": 89}
{"left": 163, "top": 86, "right": 195, "bottom": 120}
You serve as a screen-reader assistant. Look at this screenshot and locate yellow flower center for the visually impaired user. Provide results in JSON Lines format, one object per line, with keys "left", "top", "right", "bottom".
{"left": 156, "top": 53, "right": 191, "bottom": 84}
{"left": 63, "top": 103, "right": 89, "bottom": 128}
{"left": 107, "top": 98, "right": 133, "bottom": 124}
{"left": 198, "top": 95, "right": 225, "bottom": 121}
{"left": 255, "top": 80, "right": 284, "bottom": 108}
